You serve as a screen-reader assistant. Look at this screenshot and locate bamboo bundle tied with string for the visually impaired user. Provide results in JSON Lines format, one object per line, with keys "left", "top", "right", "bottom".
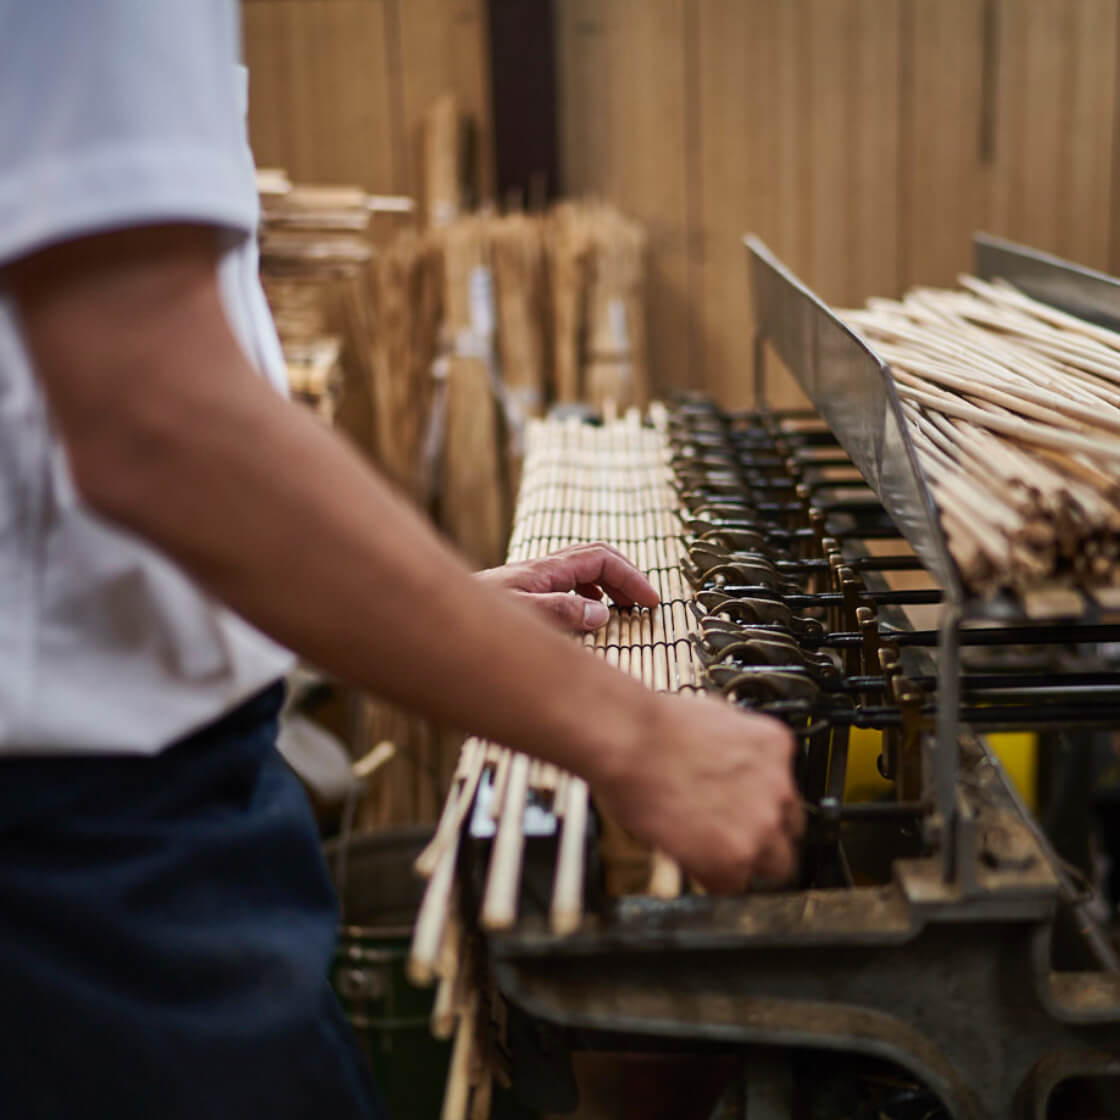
{"left": 583, "top": 206, "right": 648, "bottom": 412}
{"left": 370, "top": 231, "right": 444, "bottom": 497}
{"left": 546, "top": 201, "right": 648, "bottom": 408}
{"left": 546, "top": 201, "right": 594, "bottom": 403}
{"left": 422, "top": 93, "right": 465, "bottom": 230}
{"left": 489, "top": 213, "right": 549, "bottom": 499}
{"left": 438, "top": 216, "right": 509, "bottom": 570}
{"left": 259, "top": 188, "right": 376, "bottom": 438}
{"left": 842, "top": 277, "right": 1120, "bottom": 594}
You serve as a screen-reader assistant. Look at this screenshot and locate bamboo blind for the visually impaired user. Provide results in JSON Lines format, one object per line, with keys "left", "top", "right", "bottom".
{"left": 409, "top": 407, "right": 705, "bottom": 1119}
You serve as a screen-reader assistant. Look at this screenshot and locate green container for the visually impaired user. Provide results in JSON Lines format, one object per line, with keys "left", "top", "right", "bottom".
{"left": 325, "top": 828, "right": 452, "bottom": 1120}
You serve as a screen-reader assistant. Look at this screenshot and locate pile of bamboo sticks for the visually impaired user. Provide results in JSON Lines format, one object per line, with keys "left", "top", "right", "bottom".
{"left": 259, "top": 180, "right": 386, "bottom": 451}
{"left": 409, "top": 408, "right": 703, "bottom": 1120}
{"left": 843, "top": 278, "right": 1120, "bottom": 594}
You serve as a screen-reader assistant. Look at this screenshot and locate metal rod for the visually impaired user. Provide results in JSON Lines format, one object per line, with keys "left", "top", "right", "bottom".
{"left": 718, "top": 586, "right": 944, "bottom": 607}
{"left": 817, "top": 622, "right": 1120, "bottom": 649}
{"left": 936, "top": 609, "right": 961, "bottom": 884}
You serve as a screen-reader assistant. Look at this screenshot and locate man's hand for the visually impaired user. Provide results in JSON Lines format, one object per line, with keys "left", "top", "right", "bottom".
{"left": 476, "top": 544, "right": 659, "bottom": 632}
{"left": 595, "top": 693, "right": 803, "bottom": 892}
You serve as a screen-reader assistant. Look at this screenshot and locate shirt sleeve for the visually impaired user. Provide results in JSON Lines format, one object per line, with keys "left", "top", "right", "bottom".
{"left": 0, "top": 0, "right": 256, "bottom": 267}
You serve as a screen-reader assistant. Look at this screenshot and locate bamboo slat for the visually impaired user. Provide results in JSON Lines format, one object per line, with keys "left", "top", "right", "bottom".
{"left": 410, "top": 407, "right": 698, "bottom": 974}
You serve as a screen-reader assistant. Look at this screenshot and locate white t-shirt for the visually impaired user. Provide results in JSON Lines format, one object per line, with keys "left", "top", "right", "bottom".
{"left": 0, "top": 1, "right": 294, "bottom": 754}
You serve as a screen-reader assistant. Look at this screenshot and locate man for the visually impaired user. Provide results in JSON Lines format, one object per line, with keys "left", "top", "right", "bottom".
{"left": 0, "top": 2, "right": 801, "bottom": 1117}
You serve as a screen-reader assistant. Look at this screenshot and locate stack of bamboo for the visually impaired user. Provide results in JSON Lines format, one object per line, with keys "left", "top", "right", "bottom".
{"left": 421, "top": 93, "right": 467, "bottom": 230}
{"left": 843, "top": 278, "right": 1120, "bottom": 594}
{"left": 430, "top": 201, "right": 648, "bottom": 567}
{"left": 548, "top": 201, "right": 648, "bottom": 411}
{"left": 408, "top": 408, "right": 703, "bottom": 1120}
{"left": 369, "top": 231, "right": 444, "bottom": 497}
{"left": 259, "top": 178, "right": 418, "bottom": 446}
{"left": 490, "top": 211, "right": 549, "bottom": 497}
{"left": 437, "top": 217, "right": 509, "bottom": 570}
{"left": 258, "top": 182, "right": 380, "bottom": 442}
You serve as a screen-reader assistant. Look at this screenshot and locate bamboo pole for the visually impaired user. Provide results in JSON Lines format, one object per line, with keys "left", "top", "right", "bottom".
{"left": 550, "top": 777, "right": 590, "bottom": 935}
{"left": 481, "top": 752, "right": 531, "bottom": 930}
{"left": 440, "top": 990, "right": 478, "bottom": 1120}
{"left": 409, "top": 838, "right": 457, "bottom": 986}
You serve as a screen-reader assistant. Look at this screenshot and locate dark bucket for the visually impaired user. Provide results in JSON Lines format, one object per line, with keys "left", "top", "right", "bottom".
{"left": 324, "top": 827, "right": 451, "bottom": 1120}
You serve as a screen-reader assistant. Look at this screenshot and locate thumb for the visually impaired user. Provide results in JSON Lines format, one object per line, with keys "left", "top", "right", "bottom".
{"left": 519, "top": 591, "right": 609, "bottom": 633}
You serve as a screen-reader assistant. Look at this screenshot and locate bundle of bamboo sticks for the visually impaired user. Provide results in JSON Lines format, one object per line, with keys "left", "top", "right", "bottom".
{"left": 843, "top": 278, "right": 1120, "bottom": 594}
{"left": 259, "top": 182, "right": 381, "bottom": 451}
{"left": 369, "top": 230, "right": 444, "bottom": 497}
{"left": 409, "top": 408, "right": 703, "bottom": 1120}
{"left": 490, "top": 212, "right": 549, "bottom": 499}
{"left": 421, "top": 94, "right": 468, "bottom": 230}
{"left": 547, "top": 201, "right": 648, "bottom": 409}
{"left": 438, "top": 216, "right": 509, "bottom": 570}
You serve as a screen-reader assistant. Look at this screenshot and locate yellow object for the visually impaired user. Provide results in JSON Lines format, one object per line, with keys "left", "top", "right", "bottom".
{"left": 842, "top": 729, "right": 892, "bottom": 804}
{"left": 986, "top": 732, "right": 1038, "bottom": 813}
{"left": 842, "top": 729, "right": 1037, "bottom": 813}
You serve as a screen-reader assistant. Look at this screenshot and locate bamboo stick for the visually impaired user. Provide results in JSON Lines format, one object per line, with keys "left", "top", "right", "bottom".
{"left": 440, "top": 991, "right": 478, "bottom": 1120}
{"left": 430, "top": 916, "right": 463, "bottom": 1039}
{"left": 481, "top": 752, "right": 531, "bottom": 930}
{"left": 409, "top": 838, "right": 458, "bottom": 986}
{"left": 414, "top": 739, "right": 487, "bottom": 879}
{"left": 550, "top": 777, "right": 590, "bottom": 935}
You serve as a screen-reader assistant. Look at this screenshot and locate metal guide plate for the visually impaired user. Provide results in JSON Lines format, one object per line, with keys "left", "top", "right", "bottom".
{"left": 745, "top": 236, "right": 962, "bottom": 603}
{"left": 975, "top": 232, "right": 1120, "bottom": 333}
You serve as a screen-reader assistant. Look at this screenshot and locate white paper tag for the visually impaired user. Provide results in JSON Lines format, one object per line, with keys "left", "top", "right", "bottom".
{"left": 607, "top": 298, "right": 629, "bottom": 351}
{"left": 469, "top": 266, "right": 496, "bottom": 339}
{"left": 432, "top": 200, "right": 457, "bottom": 227}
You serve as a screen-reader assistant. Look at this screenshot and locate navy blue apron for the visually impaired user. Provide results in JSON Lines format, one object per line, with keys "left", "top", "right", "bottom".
{"left": 0, "top": 683, "right": 388, "bottom": 1119}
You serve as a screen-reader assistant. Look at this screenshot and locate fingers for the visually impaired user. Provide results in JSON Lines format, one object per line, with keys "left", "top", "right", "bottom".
{"left": 483, "top": 545, "right": 659, "bottom": 611}
{"left": 696, "top": 821, "right": 799, "bottom": 893}
{"left": 516, "top": 590, "right": 609, "bottom": 633}
{"left": 752, "top": 829, "right": 797, "bottom": 884}
{"left": 540, "top": 543, "right": 660, "bottom": 608}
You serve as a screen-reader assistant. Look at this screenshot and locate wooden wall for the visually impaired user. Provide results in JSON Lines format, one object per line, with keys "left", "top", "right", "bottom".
{"left": 242, "top": 1, "right": 1120, "bottom": 408}
{"left": 557, "top": 0, "right": 1120, "bottom": 405}
{"left": 241, "top": 0, "right": 494, "bottom": 200}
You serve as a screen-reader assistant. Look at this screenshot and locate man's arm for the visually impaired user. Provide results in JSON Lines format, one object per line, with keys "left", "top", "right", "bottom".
{"left": 10, "top": 223, "right": 800, "bottom": 890}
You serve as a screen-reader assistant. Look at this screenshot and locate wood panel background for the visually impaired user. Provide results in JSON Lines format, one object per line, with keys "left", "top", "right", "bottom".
{"left": 241, "top": 0, "right": 493, "bottom": 200}
{"left": 242, "top": 1, "right": 1120, "bottom": 408}
{"left": 557, "top": 0, "right": 1120, "bottom": 406}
